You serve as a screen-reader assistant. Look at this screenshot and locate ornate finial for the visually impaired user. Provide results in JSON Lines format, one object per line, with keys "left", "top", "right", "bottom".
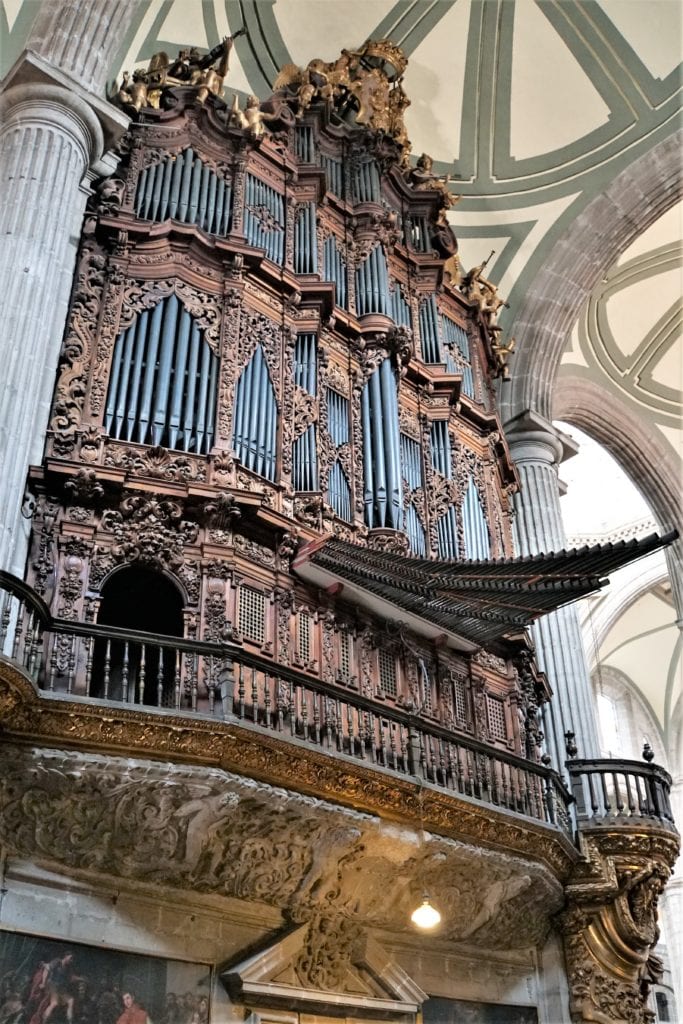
{"left": 565, "top": 731, "right": 578, "bottom": 758}
{"left": 642, "top": 741, "right": 655, "bottom": 763}
{"left": 359, "top": 38, "right": 408, "bottom": 79}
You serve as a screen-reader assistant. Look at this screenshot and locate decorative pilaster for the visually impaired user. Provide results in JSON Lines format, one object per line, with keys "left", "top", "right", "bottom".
{"left": 505, "top": 410, "right": 600, "bottom": 767}
{"left": 0, "top": 51, "right": 128, "bottom": 573}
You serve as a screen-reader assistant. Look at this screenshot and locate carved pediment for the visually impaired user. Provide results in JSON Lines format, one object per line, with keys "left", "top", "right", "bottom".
{"left": 222, "top": 920, "right": 426, "bottom": 1019}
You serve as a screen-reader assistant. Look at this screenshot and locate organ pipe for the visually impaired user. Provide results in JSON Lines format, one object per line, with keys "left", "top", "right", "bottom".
{"left": 134, "top": 148, "right": 233, "bottom": 235}
{"left": 361, "top": 358, "right": 403, "bottom": 529}
{"left": 232, "top": 344, "right": 278, "bottom": 481}
{"left": 105, "top": 295, "right": 217, "bottom": 454}
{"left": 463, "top": 478, "right": 490, "bottom": 559}
{"left": 419, "top": 295, "right": 441, "bottom": 363}
{"left": 442, "top": 315, "right": 475, "bottom": 397}
{"left": 323, "top": 235, "right": 348, "bottom": 309}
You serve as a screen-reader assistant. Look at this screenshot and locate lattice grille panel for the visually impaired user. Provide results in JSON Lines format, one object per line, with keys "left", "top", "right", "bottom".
{"left": 378, "top": 649, "right": 397, "bottom": 698}
{"left": 239, "top": 586, "right": 266, "bottom": 644}
{"left": 298, "top": 612, "right": 311, "bottom": 664}
{"left": 486, "top": 695, "right": 508, "bottom": 741}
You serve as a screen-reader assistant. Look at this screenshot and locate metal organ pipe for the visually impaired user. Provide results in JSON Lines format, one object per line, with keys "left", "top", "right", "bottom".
{"left": 405, "top": 504, "right": 426, "bottom": 555}
{"left": 105, "top": 296, "right": 217, "bottom": 454}
{"left": 463, "top": 478, "right": 490, "bottom": 559}
{"left": 293, "top": 334, "right": 318, "bottom": 492}
{"left": 361, "top": 359, "right": 403, "bottom": 529}
{"left": 419, "top": 294, "right": 441, "bottom": 363}
{"left": 442, "top": 315, "right": 474, "bottom": 397}
{"left": 232, "top": 344, "right": 278, "bottom": 482}
{"left": 134, "top": 148, "right": 233, "bottom": 236}
{"left": 295, "top": 203, "right": 318, "bottom": 275}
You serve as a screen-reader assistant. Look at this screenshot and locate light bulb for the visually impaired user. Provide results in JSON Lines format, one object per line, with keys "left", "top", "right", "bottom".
{"left": 411, "top": 897, "right": 441, "bottom": 929}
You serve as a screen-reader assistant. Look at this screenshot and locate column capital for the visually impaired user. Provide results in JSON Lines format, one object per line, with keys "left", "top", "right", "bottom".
{"left": 504, "top": 409, "right": 579, "bottom": 470}
{"left": 0, "top": 49, "right": 128, "bottom": 176}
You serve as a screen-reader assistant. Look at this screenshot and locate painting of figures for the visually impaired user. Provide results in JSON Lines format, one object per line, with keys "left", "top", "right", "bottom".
{"left": 0, "top": 931, "right": 211, "bottom": 1024}
{"left": 422, "top": 997, "right": 539, "bottom": 1023}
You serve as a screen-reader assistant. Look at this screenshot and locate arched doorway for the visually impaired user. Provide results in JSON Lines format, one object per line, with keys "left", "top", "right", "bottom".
{"left": 93, "top": 566, "right": 184, "bottom": 707}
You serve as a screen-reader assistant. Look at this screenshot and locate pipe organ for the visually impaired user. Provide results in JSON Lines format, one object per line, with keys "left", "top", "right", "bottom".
{"left": 28, "top": 39, "right": 538, "bottom": 760}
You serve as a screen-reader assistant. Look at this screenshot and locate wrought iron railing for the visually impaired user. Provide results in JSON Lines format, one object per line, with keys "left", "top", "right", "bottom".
{"left": 0, "top": 571, "right": 582, "bottom": 836}
{"left": 567, "top": 757, "right": 676, "bottom": 833}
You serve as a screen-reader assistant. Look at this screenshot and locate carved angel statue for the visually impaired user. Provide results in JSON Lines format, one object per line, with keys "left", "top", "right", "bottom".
{"left": 229, "top": 94, "right": 278, "bottom": 138}
{"left": 111, "top": 33, "right": 244, "bottom": 114}
{"left": 462, "top": 252, "right": 509, "bottom": 328}
{"left": 407, "top": 153, "right": 461, "bottom": 210}
{"left": 491, "top": 336, "right": 516, "bottom": 380}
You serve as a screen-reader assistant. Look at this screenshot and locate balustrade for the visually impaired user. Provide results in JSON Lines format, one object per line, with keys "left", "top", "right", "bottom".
{"left": 0, "top": 570, "right": 572, "bottom": 832}
{"left": 567, "top": 756, "right": 676, "bottom": 831}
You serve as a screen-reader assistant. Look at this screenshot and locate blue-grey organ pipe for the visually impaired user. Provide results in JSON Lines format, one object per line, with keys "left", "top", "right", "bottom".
{"left": 134, "top": 148, "right": 233, "bottom": 235}
{"left": 137, "top": 300, "right": 164, "bottom": 443}
{"left": 380, "top": 358, "right": 402, "bottom": 527}
{"left": 244, "top": 174, "right": 285, "bottom": 265}
{"left": 400, "top": 433, "right": 422, "bottom": 490}
{"left": 442, "top": 315, "right": 474, "bottom": 397}
{"left": 390, "top": 280, "right": 411, "bottom": 328}
{"left": 178, "top": 148, "right": 193, "bottom": 220}
{"left": 294, "top": 333, "right": 317, "bottom": 395}
{"left": 405, "top": 504, "right": 426, "bottom": 556}
{"left": 463, "top": 478, "right": 490, "bottom": 559}
{"left": 125, "top": 310, "right": 149, "bottom": 439}
{"left": 352, "top": 159, "right": 380, "bottom": 203}
{"left": 361, "top": 359, "right": 403, "bottom": 529}
{"left": 430, "top": 420, "right": 451, "bottom": 478}
{"left": 437, "top": 505, "right": 459, "bottom": 559}
{"left": 326, "top": 389, "right": 349, "bottom": 447}
{"left": 328, "top": 460, "right": 351, "bottom": 521}
{"left": 232, "top": 344, "right": 277, "bottom": 481}
{"left": 293, "top": 424, "right": 318, "bottom": 491}
{"left": 195, "top": 337, "right": 212, "bottom": 454}
{"left": 104, "top": 296, "right": 217, "bottom": 454}
{"left": 295, "top": 126, "right": 315, "bottom": 163}
{"left": 323, "top": 235, "right": 347, "bottom": 309}
{"left": 168, "top": 151, "right": 184, "bottom": 219}
{"left": 355, "top": 246, "right": 390, "bottom": 316}
{"left": 321, "top": 155, "right": 343, "bottom": 197}
{"left": 419, "top": 294, "right": 441, "bottom": 362}
{"left": 151, "top": 292, "right": 180, "bottom": 444}
{"left": 183, "top": 320, "right": 201, "bottom": 450}
{"left": 294, "top": 204, "right": 318, "bottom": 274}
{"left": 409, "top": 216, "right": 431, "bottom": 252}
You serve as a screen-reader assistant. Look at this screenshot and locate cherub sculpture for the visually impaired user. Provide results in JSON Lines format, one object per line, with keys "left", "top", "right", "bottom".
{"left": 229, "top": 94, "right": 279, "bottom": 139}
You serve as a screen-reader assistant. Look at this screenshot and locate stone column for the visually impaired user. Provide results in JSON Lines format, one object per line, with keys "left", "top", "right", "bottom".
{"left": 0, "top": 50, "right": 128, "bottom": 574}
{"left": 505, "top": 411, "right": 601, "bottom": 769}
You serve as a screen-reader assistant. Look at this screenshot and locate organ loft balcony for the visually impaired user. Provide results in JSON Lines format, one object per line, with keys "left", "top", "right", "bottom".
{"left": 0, "top": 531, "right": 676, "bottom": 852}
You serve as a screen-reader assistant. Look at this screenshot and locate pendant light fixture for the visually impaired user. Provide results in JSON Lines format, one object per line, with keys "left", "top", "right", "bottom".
{"left": 410, "top": 784, "right": 442, "bottom": 930}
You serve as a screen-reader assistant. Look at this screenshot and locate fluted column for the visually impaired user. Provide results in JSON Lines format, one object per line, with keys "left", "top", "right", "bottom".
{"left": 0, "top": 49, "right": 128, "bottom": 574}
{"left": 506, "top": 411, "right": 601, "bottom": 769}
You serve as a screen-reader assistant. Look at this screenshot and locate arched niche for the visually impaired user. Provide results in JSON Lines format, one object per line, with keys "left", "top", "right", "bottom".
{"left": 92, "top": 564, "right": 185, "bottom": 706}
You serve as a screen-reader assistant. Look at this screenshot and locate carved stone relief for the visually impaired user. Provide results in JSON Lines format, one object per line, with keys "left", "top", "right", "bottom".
{"left": 0, "top": 744, "right": 563, "bottom": 951}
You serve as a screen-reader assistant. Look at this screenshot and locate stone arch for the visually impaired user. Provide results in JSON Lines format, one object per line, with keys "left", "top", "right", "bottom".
{"left": 553, "top": 375, "right": 683, "bottom": 618}
{"left": 500, "top": 129, "right": 683, "bottom": 427}
{"left": 580, "top": 554, "right": 669, "bottom": 661}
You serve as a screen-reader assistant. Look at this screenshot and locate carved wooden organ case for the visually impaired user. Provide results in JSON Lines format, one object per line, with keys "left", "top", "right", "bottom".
{"left": 26, "top": 79, "right": 548, "bottom": 760}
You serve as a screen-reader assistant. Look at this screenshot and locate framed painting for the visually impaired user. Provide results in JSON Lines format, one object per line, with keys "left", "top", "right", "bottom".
{"left": 422, "top": 997, "right": 539, "bottom": 1023}
{"left": 0, "top": 930, "right": 211, "bottom": 1024}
